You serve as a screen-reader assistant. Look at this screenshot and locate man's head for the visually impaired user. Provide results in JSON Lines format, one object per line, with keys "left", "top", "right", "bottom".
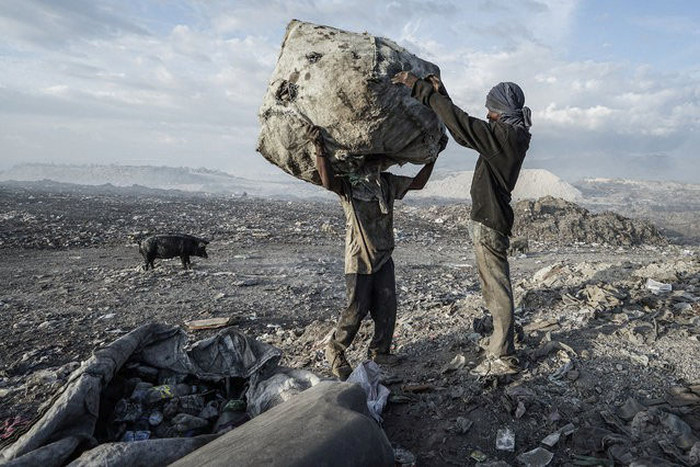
{"left": 485, "top": 82, "right": 532, "bottom": 129}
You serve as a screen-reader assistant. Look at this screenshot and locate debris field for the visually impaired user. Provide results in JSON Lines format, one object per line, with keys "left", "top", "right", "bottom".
{"left": 1, "top": 181, "right": 699, "bottom": 466}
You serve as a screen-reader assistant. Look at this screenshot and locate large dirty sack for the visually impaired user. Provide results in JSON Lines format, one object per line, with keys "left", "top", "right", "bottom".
{"left": 0, "top": 323, "right": 282, "bottom": 467}
{"left": 171, "top": 382, "right": 395, "bottom": 467}
{"left": 257, "top": 20, "right": 447, "bottom": 185}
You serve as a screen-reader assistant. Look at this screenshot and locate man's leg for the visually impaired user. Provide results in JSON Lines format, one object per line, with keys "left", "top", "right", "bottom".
{"left": 327, "top": 273, "right": 372, "bottom": 368}
{"left": 367, "top": 258, "right": 398, "bottom": 358}
{"left": 472, "top": 222, "right": 515, "bottom": 358}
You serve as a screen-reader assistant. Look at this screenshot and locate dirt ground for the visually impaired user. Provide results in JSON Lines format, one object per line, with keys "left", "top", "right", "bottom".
{"left": 1, "top": 182, "right": 699, "bottom": 466}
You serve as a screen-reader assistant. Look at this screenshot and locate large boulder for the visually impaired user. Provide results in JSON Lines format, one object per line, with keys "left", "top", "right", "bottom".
{"left": 257, "top": 20, "right": 446, "bottom": 185}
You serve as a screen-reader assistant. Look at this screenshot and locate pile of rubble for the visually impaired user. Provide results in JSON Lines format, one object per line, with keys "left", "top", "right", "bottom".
{"left": 513, "top": 195, "right": 666, "bottom": 246}
{"left": 2, "top": 181, "right": 699, "bottom": 465}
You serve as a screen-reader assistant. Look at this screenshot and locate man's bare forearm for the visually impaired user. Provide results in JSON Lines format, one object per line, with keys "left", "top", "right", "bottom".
{"left": 316, "top": 152, "right": 338, "bottom": 191}
{"left": 409, "top": 161, "right": 435, "bottom": 190}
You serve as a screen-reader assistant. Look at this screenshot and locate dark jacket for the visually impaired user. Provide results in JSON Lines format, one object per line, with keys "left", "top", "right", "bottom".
{"left": 411, "top": 79, "right": 531, "bottom": 236}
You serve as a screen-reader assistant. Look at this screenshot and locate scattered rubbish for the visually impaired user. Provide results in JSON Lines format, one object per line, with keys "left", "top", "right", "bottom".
{"left": 2, "top": 181, "right": 700, "bottom": 467}
{"left": 646, "top": 278, "right": 672, "bottom": 295}
{"left": 496, "top": 427, "right": 515, "bottom": 452}
{"left": 401, "top": 384, "right": 434, "bottom": 394}
{"left": 172, "top": 413, "right": 208, "bottom": 433}
{"left": 0, "top": 323, "right": 286, "bottom": 465}
{"left": 453, "top": 416, "right": 473, "bottom": 434}
{"left": 122, "top": 430, "right": 151, "bottom": 442}
{"left": 541, "top": 431, "right": 561, "bottom": 448}
{"left": 571, "top": 454, "right": 613, "bottom": 466}
{"left": 539, "top": 340, "right": 576, "bottom": 358}
{"left": 346, "top": 361, "right": 390, "bottom": 423}
{"left": 148, "top": 411, "right": 164, "bottom": 426}
{"left": 388, "top": 393, "right": 417, "bottom": 404}
{"left": 222, "top": 399, "right": 246, "bottom": 412}
{"left": 393, "top": 446, "right": 417, "bottom": 466}
{"left": 441, "top": 354, "right": 467, "bottom": 373}
{"left": 517, "top": 446, "right": 554, "bottom": 466}
{"left": 689, "top": 441, "right": 700, "bottom": 465}
{"left": 186, "top": 317, "right": 231, "bottom": 331}
{"left": 470, "top": 449, "right": 488, "bottom": 462}
{"left": 548, "top": 360, "right": 574, "bottom": 383}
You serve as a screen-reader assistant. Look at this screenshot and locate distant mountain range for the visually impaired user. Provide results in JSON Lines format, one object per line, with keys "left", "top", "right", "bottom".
{"left": 1, "top": 163, "right": 583, "bottom": 202}
{"left": 1, "top": 164, "right": 698, "bottom": 210}
{"left": 0, "top": 163, "right": 326, "bottom": 199}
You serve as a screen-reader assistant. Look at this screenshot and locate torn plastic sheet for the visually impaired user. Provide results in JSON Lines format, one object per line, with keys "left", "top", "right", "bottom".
{"left": 347, "top": 361, "right": 390, "bottom": 423}
{"left": 0, "top": 323, "right": 282, "bottom": 466}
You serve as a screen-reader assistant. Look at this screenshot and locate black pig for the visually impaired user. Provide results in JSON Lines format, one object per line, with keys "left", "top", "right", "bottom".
{"left": 138, "top": 234, "right": 209, "bottom": 270}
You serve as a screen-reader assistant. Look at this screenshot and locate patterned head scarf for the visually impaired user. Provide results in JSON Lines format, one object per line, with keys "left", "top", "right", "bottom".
{"left": 485, "top": 82, "right": 532, "bottom": 130}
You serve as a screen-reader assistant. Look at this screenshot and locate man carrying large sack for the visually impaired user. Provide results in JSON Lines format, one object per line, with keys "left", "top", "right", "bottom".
{"left": 392, "top": 72, "right": 532, "bottom": 377}
{"left": 307, "top": 125, "right": 438, "bottom": 380}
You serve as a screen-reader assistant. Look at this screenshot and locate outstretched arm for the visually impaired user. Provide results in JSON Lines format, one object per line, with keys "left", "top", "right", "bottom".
{"left": 408, "top": 161, "right": 435, "bottom": 191}
{"left": 393, "top": 72, "right": 500, "bottom": 158}
{"left": 306, "top": 125, "right": 341, "bottom": 194}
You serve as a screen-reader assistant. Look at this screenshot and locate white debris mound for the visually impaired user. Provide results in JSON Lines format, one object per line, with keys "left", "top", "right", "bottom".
{"left": 415, "top": 169, "right": 582, "bottom": 202}
{"left": 256, "top": 20, "right": 447, "bottom": 185}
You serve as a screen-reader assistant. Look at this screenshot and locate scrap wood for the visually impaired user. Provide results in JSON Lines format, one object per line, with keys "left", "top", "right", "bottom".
{"left": 186, "top": 317, "right": 231, "bottom": 331}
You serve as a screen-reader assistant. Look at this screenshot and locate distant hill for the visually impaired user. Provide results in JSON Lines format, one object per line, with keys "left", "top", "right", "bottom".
{"left": 1, "top": 164, "right": 584, "bottom": 202}
{"left": 0, "top": 163, "right": 327, "bottom": 199}
{"left": 415, "top": 168, "right": 583, "bottom": 202}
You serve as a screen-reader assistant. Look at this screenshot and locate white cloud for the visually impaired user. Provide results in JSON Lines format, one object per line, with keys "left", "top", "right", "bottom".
{"left": 0, "top": 0, "right": 698, "bottom": 182}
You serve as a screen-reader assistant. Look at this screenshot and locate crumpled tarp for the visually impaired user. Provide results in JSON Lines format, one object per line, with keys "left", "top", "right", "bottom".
{"left": 0, "top": 323, "right": 282, "bottom": 467}
{"left": 257, "top": 20, "right": 447, "bottom": 185}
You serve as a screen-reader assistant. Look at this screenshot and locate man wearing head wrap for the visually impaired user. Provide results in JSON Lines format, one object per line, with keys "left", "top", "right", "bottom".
{"left": 393, "top": 71, "right": 532, "bottom": 376}
{"left": 306, "top": 125, "right": 438, "bottom": 380}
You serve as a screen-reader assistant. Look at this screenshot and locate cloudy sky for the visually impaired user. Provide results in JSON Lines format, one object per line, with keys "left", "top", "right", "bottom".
{"left": 1, "top": 0, "right": 699, "bottom": 182}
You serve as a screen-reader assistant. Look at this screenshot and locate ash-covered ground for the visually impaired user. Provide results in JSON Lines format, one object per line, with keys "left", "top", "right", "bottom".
{"left": 1, "top": 181, "right": 699, "bottom": 466}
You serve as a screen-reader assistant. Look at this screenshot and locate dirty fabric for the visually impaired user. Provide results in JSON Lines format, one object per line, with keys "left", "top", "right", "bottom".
{"left": 329, "top": 259, "right": 397, "bottom": 357}
{"left": 0, "top": 323, "right": 282, "bottom": 466}
{"left": 340, "top": 174, "right": 413, "bottom": 274}
{"left": 257, "top": 20, "right": 446, "bottom": 185}
{"left": 471, "top": 221, "right": 515, "bottom": 357}
{"left": 411, "top": 78, "right": 531, "bottom": 236}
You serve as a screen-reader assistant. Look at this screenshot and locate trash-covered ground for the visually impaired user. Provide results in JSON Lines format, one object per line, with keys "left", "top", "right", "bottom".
{"left": 1, "top": 181, "right": 699, "bottom": 466}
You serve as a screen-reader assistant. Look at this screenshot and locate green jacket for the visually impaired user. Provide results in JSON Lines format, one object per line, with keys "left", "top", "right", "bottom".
{"left": 412, "top": 79, "right": 531, "bottom": 236}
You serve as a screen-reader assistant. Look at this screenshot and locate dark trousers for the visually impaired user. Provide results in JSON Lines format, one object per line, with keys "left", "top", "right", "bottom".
{"left": 329, "top": 258, "right": 397, "bottom": 357}
{"left": 471, "top": 221, "right": 516, "bottom": 357}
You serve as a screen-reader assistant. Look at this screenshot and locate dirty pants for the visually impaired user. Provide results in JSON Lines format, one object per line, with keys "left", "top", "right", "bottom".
{"left": 471, "top": 221, "right": 515, "bottom": 357}
{"left": 329, "top": 259, "right": 397, "bottom": 357}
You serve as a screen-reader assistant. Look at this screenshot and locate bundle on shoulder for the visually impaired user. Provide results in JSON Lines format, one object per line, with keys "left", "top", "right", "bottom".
{"left": 257, "top": 20, "right": 446, "bottom": 184}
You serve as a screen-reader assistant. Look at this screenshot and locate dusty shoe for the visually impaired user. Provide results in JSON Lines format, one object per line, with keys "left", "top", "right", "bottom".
{"left": 469, "top": 355, "right": 519, "bottom": 377}
{"left": 369, "top": 352, "right": 404, "bottom": 367}
{"left": 325, "top": 345, "right": 352, "bottom": 381}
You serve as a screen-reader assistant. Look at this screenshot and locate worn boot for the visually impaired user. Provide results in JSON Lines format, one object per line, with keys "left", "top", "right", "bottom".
{"left": 325, "top": 344, "right": 352, "bottom": 381}
{"left": 469, "top": 355, "right": 519, "bottom": 377}
{"left": 368, "top": 351, "right": 403, "bottom": 367}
